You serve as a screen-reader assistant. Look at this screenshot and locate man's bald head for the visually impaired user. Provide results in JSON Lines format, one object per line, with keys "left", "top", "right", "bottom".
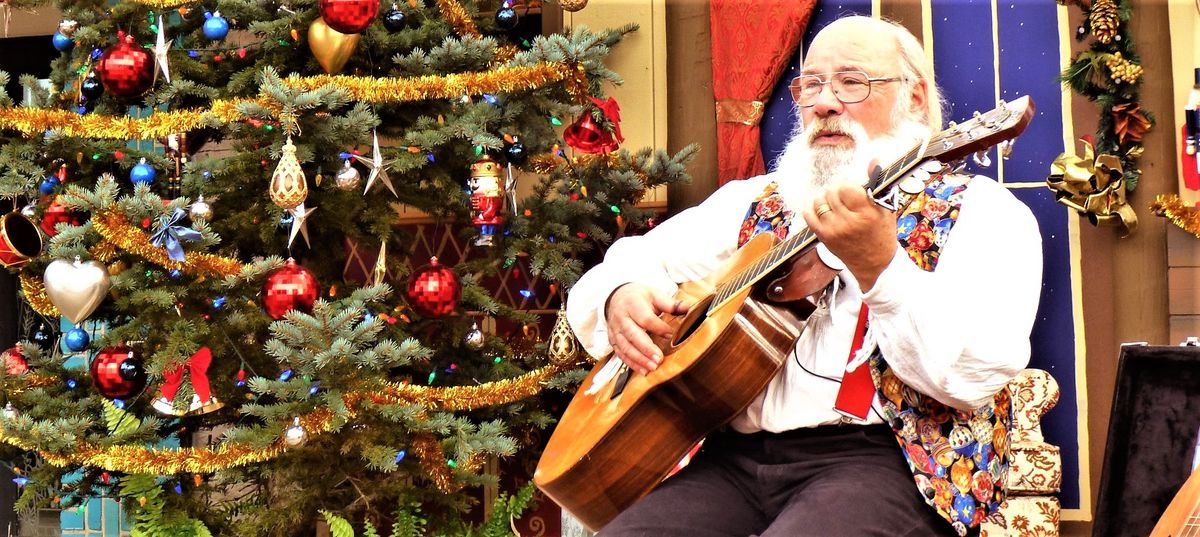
{"left": 807, "top": 16, "right": 943, "bottom": 130}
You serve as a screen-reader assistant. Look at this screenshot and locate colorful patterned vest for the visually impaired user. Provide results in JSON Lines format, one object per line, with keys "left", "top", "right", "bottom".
{"left": 737, "top": 172, "right": 1011, "bottom": 537}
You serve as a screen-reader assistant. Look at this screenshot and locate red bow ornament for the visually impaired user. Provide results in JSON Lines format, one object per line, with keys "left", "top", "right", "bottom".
{"left": 564, "top": 96, "right": 625, "bottom": 154}
{"left": 152, "top": 347, "right": 224, "bottom": 416}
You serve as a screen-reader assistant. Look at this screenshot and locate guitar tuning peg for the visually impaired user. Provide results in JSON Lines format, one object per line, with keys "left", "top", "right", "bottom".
{"left": 997, "top": 99, "right": 1008, "bottom": 110}
{"left": 972, "top": 149, "right": 992, "bottom": 168}
{"left": 999, "top": 139, "right": 1015, "bottom": 160}
{"left": 972, "top": 111, "right": 982, "bottom": 119}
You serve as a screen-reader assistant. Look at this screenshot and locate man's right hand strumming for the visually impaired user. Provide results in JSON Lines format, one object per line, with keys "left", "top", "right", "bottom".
{"left": 605, "top": 283, "right": 688, "bottom": 376}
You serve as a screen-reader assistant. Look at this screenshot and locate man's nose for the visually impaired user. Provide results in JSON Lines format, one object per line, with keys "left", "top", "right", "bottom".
{"left": 810, "top": 82, "right": 843, "bottom": 117}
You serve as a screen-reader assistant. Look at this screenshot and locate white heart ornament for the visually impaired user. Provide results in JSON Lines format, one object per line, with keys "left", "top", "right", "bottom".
{"left": 43, "top": 258, "right": 111, "bottom": 324}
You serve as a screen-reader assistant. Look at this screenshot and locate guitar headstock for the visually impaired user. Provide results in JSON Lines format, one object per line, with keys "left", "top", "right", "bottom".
{"left": 927, "top": 96, "right": 1035, "bottom": 163}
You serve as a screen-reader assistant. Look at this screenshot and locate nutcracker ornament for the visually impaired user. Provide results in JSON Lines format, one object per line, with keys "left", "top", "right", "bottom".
{"left": 468, "top": 157, "right": 504, "bottom": 246}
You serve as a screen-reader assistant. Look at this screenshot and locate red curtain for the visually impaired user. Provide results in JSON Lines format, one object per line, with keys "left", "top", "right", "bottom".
{"left": 710, "top": 0, "right": 816, "bottom": 184}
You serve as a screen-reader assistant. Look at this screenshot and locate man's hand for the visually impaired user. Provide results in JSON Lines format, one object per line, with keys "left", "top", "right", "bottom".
{"left": 605, "top": 283, "right": 688, "bottom": 375}
{"left": 802, "top": 182, "right": 897, "bottom": 291}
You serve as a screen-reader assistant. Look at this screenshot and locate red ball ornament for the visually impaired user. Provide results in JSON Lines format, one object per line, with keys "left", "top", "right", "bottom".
{"left": 90, "top": 345, "right": 147, "bottom": 399}
{"left": 96, "top": 31, "right": 154, "bottom": 98}
{"left": 40, "top": 197, "right": 86, "bottom": 237}
{"left": 406, "top": 257, "right": 460, "bottom": 317}
{"left": 2, "top": 345, "right": 29, "bottom": 375}
{"left": 262, "top": 258, "right": 319, "bottom": 320}
{"left": 319, "top": 0, "right": 379, "bottom": 34}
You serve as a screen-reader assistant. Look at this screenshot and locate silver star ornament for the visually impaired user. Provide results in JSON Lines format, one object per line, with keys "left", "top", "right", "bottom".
{"left": 352, "top": 130, "right": 397, "bottom": 197}
{"left": 286, "top": 202, "right": 317, "bottom": 249}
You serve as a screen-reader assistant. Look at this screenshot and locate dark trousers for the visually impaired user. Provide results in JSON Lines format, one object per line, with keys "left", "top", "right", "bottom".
{"left": 599, "top": 424, "right": 966, "bottom": 537}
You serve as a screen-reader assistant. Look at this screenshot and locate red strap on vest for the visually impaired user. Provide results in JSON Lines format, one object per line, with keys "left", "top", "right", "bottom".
{"left": 834, "top": 303, "right": 874, "bottom": 421}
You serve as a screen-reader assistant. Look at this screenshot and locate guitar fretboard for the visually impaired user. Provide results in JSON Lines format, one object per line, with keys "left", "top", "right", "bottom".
{"left": 708, "top": 143, "right": 928, "bottom": 312}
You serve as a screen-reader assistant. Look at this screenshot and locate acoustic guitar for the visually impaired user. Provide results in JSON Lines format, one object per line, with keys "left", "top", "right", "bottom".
{"left": 534, "top": 96, "right": 1036, "bottom": 531}
{"left": 1150, "top": 466, "right": 1200, "bottom": 537}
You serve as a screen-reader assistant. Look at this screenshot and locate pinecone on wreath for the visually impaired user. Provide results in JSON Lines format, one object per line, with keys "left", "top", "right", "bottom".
{"left": 1089, "top": 0, "right": 1120, "bottom": 44}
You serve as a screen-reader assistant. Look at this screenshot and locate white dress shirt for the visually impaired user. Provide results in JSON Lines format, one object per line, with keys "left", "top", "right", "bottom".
{"left": 566, "top": 171, "right": 1043, "bottom": 433}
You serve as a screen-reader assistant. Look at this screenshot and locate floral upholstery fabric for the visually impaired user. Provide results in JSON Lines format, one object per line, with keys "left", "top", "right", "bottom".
{"left": 981, "top": 369, "right": 1062, "bottom": 537}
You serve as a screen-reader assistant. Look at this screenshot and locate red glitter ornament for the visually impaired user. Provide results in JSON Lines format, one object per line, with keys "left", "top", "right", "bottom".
{"left": 405, "top": 257, "right": 460, "bottom": 317}
{"left": 319, "top": 0, "right": 379, "bottom": 34}
{"left": 2, "top": 345, "right": 29, "bottom": 375}
{"left": 96, "top": 32, "right": 154, "bottom": 98}
{"left": 262, "top": 258, "right": 319, "bottom": 320}
{"left": 90, "top": 345, "right": 147, "bottom": 399}
{"left": 40, "top": 197, "right": 86, "bottom": 237}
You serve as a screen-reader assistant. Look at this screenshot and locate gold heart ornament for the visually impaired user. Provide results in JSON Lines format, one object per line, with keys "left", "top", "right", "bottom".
{"left": 308, "top": 17, "right": 360, "bottom": 74}
{"left": 44, "top": 257, "right": 111, "bottom": 324}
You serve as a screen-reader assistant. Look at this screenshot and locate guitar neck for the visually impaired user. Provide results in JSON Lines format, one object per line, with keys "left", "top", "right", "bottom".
{"left": 708, "top": 96, "right": 1034, "bottom": 314}
{"left": 708, "top": 144, "right": 925, "bottom": 313}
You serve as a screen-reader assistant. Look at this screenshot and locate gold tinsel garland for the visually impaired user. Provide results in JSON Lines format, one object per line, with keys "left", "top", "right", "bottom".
{"left": 279, "top": 63, "right": 578, "bottom": 104}
{"left": 411, "top": 433, "right": 484, "bottom": 493}
{"left": 0, "top": 63, "right": 583, "bottom": 139}
{"left": 0, "top": 361, "right": 565, "bottom": 475}
{"left": 528, "top": 152, "right": 654, "bottom": 188}
{"left": 362, "top": 362, "right": 569, "bottom": 410}
{"left": 121, "top": 0, "right": 195, "bottom": 7}
{"left": 1152, "top": 194, "right": 1200, "bottom": 237}
{"left": 18, "top": 273, "right": 58, "bottom": 318}
{"left": 435, "top": 0, "right": 481, "bottom": 37}
{"left": 90, "top": 211, "right": 244, "bottom": 277}
{"left": 0, "top": 99, "right": 262, "bottom": 140}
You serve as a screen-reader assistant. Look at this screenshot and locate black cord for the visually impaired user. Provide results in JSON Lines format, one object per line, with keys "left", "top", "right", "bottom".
{"left": 792, "top": 348, "right": 890, "bottom": 423}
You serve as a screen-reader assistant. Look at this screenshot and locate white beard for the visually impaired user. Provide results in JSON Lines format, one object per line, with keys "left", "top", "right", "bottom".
{"left": 772, "top": 114, "right": 933, "bottom": 202}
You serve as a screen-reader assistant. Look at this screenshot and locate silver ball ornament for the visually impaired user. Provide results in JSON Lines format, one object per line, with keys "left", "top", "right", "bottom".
{"left": 464, "top": 323, "right": 485, "bottom": 349}
{"left": 189, "top": 195, "right": 213, "bottom": 221}
{"left": 335, "top": 160, "right": 362, "bottom": 191}
{"left": 284, "top": 416, "right": 307, "bottom": 446}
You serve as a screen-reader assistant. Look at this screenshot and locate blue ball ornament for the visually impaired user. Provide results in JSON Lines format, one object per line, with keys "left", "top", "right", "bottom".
{"left": 203, "top": 12, "right": 230, "bottom": 40}
{"left": 80, "top": 74, "right": 104, "bottom": 100}
{"left": 38, "top": 176, "right": 60, "bottom": 196}
{"left": 495, "top": 6, "right": 519, "bottom": 31}
{"left": 64, "top": 327, "right": 90, "bottom": 352}
{"left": 130, "top": 159, "right": 157, "bottom": 185}
{"left": 52, "top": 32, "right": 75, "bottom": 52}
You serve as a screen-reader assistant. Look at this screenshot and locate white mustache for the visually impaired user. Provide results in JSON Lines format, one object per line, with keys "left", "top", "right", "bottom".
{"left": 805, "top": 117, "right": 861, "bottom": 144}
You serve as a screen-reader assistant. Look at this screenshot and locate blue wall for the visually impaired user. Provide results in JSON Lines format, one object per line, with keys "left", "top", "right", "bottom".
{"left": 760, "top": 0, "right": 1080, "bottom": 509}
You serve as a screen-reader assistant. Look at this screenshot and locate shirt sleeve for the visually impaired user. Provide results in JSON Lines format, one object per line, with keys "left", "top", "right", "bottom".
{"left": 861, "top": 177, "right": 1043, "bottom": 410}
{"left": 566, "top": 177, "right": 769, "bottom": 358}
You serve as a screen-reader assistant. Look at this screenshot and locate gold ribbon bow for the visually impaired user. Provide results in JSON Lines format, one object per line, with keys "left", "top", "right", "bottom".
{"left": 1047, "top": 138, "right": 1138, "bottom": 235}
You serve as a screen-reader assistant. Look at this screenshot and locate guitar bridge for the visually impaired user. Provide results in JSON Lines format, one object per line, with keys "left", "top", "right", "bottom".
{"left": 611, "top": 365, "right": 633, "bottom": 400}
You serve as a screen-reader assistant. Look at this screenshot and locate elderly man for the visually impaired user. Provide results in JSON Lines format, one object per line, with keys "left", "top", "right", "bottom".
{"left": 565, "top": 15, "right": 1043, "bottom": 537}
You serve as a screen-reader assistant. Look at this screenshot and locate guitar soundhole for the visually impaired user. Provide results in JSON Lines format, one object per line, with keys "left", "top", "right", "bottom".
{"left": 672, "top": 295, "right": 714, "bottom": 347}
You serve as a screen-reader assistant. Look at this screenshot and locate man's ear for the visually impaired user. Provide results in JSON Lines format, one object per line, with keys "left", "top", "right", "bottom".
{"left": 909, "top": 77, "right": 929, "bottom": 121}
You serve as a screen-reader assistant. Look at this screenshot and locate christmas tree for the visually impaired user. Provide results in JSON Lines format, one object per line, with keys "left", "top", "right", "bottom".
{"left": 0, "top": 0, "right": 695, "bottom": 533}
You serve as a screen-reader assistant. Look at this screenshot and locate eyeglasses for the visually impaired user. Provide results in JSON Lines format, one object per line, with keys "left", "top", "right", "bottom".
{"left": 789, "top": 71, "right": 905, "bottom": 107}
